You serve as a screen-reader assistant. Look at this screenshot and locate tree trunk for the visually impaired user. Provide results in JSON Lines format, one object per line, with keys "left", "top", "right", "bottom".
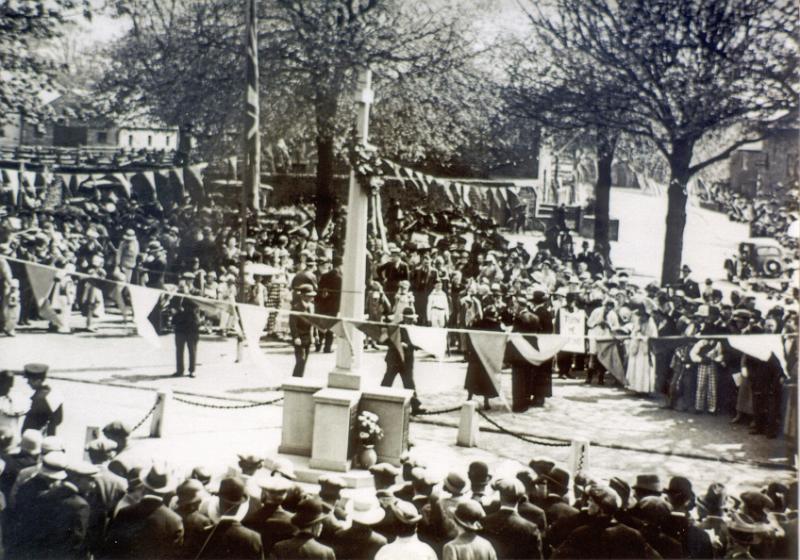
{"left": 593, "top": 131, "right": 617, "bottom": 269}
{"left": 315, "top": 133, "right": 336, "bottom": 234}
{"left": 313, "top": 84, "right": 341, "bottom": 236}
{"left": 660, "top": 138, "right": 695, "bottom": 285}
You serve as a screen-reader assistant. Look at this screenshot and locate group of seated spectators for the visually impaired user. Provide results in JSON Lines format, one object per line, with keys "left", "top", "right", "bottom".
{"left": 0, "top": 417, "right": 794, "bottom": 559}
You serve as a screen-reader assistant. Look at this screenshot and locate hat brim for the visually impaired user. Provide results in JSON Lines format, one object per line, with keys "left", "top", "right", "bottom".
{"left": 40, "top": 468, "right": 67, "bottom": 481}
{"left": 444, "top": 480, "right": 465, "bottom": 495}
{"left": 351, "top": 507, "right": 385, "bottom": 526}
{"left": 454, "top": 515, "right": 482, "bottom": 532}
{"left": 292, "top": 508, "right": 331, "bottom": 528}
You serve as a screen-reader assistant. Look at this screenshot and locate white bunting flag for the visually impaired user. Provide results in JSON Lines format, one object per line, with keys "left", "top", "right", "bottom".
{"left": 406, "top": 325, "right": 448, "bottom": 359}
{"left": 237, "top": 303, "right": 270, "bottom": 365}
{"left": 128, "top": 285, "right": 162, "bottom": 347}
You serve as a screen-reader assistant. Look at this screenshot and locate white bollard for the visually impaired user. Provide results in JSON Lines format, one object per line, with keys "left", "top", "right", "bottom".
{"left": 457, "top": 401, "right": 479, "bottom": 448}
{"left": 150, "top": 389, "right": 172, "bottom": 438}
{"left": 569, "top": 438, "right": 590, "bottom": 475}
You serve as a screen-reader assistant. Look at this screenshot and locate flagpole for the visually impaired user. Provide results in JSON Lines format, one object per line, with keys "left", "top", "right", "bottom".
{"left": 239, "top": 0, "right": 260, "bottom": 304}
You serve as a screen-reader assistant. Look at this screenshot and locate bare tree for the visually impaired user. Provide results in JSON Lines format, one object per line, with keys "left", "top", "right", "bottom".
{"left": 521, "top": 0, "right": 798, "bottom": 283}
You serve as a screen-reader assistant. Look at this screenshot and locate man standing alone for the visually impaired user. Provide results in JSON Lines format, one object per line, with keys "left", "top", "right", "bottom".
{"left": 316, "top": 256, "right": 343, "bottom": 353}
{"left": 290, "top": 285, "right": 316, "bottom": 377}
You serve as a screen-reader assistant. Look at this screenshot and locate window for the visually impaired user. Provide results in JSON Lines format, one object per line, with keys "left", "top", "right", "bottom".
{"left": 165, "top": 136, "right": 170, "bottom": 147}
{"left": 147, "top": 135, "right": 153, "bottom": 146}
{"left": 128, "top": 135, "right": 133, "bottom": 146}
{"left": 0, "top": 127, "right": 5, "bottom": 137}
{"left": 97, "top": 131, "right": 107, "bottom": 143}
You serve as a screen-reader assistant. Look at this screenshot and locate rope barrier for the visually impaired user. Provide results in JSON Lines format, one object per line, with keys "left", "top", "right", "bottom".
{"left": 475, "top": 409, "right": 571, "bottom": 448}
{"left": 131, "top": 399, "right": 159, "bottom": 433}
{"left": 172, "top": 394, "right": 284, "bottom": 410}
{"left": 414, "top": 404, "right": 463, "bottom": 416}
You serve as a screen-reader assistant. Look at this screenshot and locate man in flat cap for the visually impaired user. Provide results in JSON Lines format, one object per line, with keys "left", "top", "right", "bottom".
{"left": 244, "top": 475, "right": 296, "bottom": 555}
{"left": 317, "top": 474, "right": 348, "bottom": 547}
{"left": 21, "top": 363, "right": 63, "bottom": 436}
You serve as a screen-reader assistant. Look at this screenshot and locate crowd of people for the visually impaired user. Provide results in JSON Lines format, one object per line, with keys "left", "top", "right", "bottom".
{"left": 0, "top": 178, "right": 798, "bottom": 434}
{"left": 0, "top": 362, "right": 794, "bottom": 560}
{"left": 696, "top": 183, "right": 798, "bottom": 249}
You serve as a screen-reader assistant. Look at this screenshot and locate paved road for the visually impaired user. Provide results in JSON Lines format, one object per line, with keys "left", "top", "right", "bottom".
{"left": 2, "top": 312, "right": 794, "bottom": 497}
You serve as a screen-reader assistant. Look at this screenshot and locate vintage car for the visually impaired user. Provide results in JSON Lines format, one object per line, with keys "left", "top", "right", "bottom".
{"left": 724, "top": 238, "right": 790, "bottom": 284}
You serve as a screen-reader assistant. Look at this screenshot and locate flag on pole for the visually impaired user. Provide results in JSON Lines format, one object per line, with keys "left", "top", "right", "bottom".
{"left": 243, "top": 0, "right": 260, "bottom": 210}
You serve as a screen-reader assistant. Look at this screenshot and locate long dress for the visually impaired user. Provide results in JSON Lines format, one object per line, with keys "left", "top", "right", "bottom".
{"left": 625, "top": 315, "right": 658, "bottom": 393}
{"left": 464, "top": 317, "right": 502, "bottom": 399}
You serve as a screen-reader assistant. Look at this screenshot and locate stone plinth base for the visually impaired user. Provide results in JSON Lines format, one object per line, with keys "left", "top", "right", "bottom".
{"left": 360, "top": 387, "right": 412, "bottom": 466}
{"left": 277, "top": 453, "right": 376, "bottom": 489}
{"left": 310, "top": 388, "right": 361, "bottom": 472}
{"left": 278, "top": 378, "right": 324, "bottom": 457}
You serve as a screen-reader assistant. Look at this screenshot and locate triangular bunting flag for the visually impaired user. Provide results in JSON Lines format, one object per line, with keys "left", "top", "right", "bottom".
{"left": 461, "top": 184, "right": 472, "bottom": 207}
{"left": 184, "top": 163, "right": 207, "bottom": 202}
{"left": 128, "top": 285, "right": 162, "bottom": 346}
{"left": 21, "top": 171, "right": 36, "bottom": 188}
{"left": 305, "top": 314, "right": 340, "bottom": 332}
{"left": 112, "top": 173, "right": 132, "bottom": 196}
{"left": 74, "top": 173, "right": 90, "bottom": 188}
{"left": 140, "top": 171, "right": 157, "bottom": 194}
{"left": 467, "top": 331, "right": 509, "bottom": 397}
{"left": 2, "top": 169, "right": 19, "bottom": 204}
{"left": 57, "top": 173, "right": 73, "bottom": 191}
{"left": 24, "top": 262, "right": 56, "bottom": 309}
{"left": 353, "top": 321, "right": 395, "bottom": 345}
{"left": 728, "top": 335, "right": 784, "bottom": 365}
{"left": 237, "top": 303, "right": 270, "bottom": 364}
{"left": 406, "top": 325, "right": 447, "bottom": 359}
{"left": 509, "top": 334, "right": 569, "bottom": 365}
{"left": 415, "top": 171, "right": 430, "bottom": 194}
{"left": 596, "top": 340, "right": 626, "bottom": 385}
{"left": 169, "top": 167, "right": 185, "bottom": 190}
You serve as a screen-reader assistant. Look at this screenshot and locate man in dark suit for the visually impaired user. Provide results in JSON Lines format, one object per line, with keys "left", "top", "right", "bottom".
{"left": 381, "top": 308, "right": 423, "bottom": 414}
{"left": 552, "top": 485, "right": 656, "bottom": 559}
{"left": 244, "top": 475, "right": 296, "bottom": 555}
{"left": 679, "top": 265, "right": 701, "bottom": 299}
{"left": 172, "top": 287, "right": 201, "bottom": 378}
{"left": 411, "top": 253, "right": 438, "bottom": 325}
{"left": 290, "top": 284, "right": 316, "bottom": 377}
{"left": 102, "top": 463, "right": 184, "bottom": 559}
{"left": 507, "top": 301, "right": 541, "bottom": 412}
{"left": 316, "top": 256, "right": 343, "bottom": 353}
{"left": 530, "top": 289, "right": 555, "bottom": 407}
{"left": 196, "top": 477, "right": 263, "bottom": 559}
{"left": 377, "top": 247, "right": 410, "bottom": 303}
{"left": 481, "top": 478, "right": 543, "bottom": 559}
{"left": 21, "top": 363, "right": 63, "bottom": 435}
{"left": 272, "top": 496, "right": 335, "bottom": 559}
{"left": 32, "top": 475, "right": 91, "bottom": 560}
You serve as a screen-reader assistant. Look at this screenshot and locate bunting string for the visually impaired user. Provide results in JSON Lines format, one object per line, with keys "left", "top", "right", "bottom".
{"left": 5, "top": 255, "right": 796, "bottom": 343}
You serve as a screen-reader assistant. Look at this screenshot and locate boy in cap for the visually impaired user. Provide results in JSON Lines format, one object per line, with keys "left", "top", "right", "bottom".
{"left": 290, "top": 284, "right": 316, "bottom": 377}
{"left": 21, "top": 363, "right": 63, "bottom": 436}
